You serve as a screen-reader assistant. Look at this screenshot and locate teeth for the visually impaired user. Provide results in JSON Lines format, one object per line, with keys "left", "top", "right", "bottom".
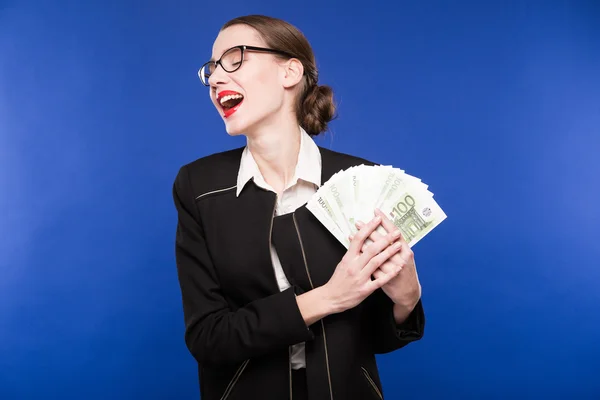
{"left": 219, "top": 94, "right": 243, "bottom": 105}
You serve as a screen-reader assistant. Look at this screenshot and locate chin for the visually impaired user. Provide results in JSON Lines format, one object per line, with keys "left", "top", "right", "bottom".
{"left": 221, "top": 104, "right": 273, "bottom": 137}
{"left": 223, "top": 114, "right": 261, "bottom": 137}
{"left": 223, "top": 121, "right": 246, "bottom": 136}
{"left": 225, "top": 128, "right": 244, "bottom": 137}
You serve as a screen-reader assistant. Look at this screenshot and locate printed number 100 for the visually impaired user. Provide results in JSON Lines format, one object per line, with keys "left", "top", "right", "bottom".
{"left": 389, "top": 194, "right": 416, "bottom": 219}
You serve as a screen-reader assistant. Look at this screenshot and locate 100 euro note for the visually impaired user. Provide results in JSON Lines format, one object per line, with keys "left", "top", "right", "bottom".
{"left": 306, "top": 191, "right": 350, "bottom": 247}
{"left": 359, "top": 165, "right": 438, "bottom": 244}
{"left": 306, "top": 166, "right": 361, "bottom": 248}
{"left": 354, "top": 165, "right": 382, "bottom": 225}
{"left": 358, "top": 165, "right": 446, "bottom": 247}
{"left": 323, "top": 169, "right": 356, "bottom": 236}
{"left": 378, "top": 185, "right": 446, "bottom": 248}
{"left": 307, "top": 164, "right": 447, "bottom": 249}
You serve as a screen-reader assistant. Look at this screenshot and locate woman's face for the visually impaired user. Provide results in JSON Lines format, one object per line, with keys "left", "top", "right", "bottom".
{"left": 208, "top": 25, "right": 292, "bottom": 137}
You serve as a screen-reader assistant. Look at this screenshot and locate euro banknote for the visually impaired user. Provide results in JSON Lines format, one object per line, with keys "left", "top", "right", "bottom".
{"left": 306, "top": 165, "right": 446, "bottom": 249}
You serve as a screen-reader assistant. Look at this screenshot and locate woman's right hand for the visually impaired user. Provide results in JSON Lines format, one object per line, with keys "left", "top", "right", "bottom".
{"left": 323, "top": 214, "right": 403, "bottom": 314}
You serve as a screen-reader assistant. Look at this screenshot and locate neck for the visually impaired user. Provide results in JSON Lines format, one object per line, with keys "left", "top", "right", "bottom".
{"left": 246, "top": 116, "right": 301, "bottom": 195}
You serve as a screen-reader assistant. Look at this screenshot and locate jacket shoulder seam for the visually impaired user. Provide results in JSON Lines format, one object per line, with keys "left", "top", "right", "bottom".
{"left": 194, "top": 184, "right": 237, "bottom": 201}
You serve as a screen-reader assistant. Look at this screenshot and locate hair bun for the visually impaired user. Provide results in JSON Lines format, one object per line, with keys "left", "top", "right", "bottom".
{"left": 299, "top": 84, "right": 336, "bottom": 136}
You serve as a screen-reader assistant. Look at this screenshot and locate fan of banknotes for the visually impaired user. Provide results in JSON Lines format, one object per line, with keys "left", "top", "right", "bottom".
{"left": 306, "top": 165, "right": 447, "bottom": 249}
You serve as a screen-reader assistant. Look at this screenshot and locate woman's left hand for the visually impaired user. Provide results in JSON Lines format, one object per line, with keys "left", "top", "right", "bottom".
{"left": 350, "top": 208, "right": 421, "bottom": 309}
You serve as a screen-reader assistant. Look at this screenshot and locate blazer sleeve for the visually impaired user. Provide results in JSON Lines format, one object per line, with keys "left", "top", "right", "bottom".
{"left": 365, "top": 288, "right": 425, "bottom": 354}
{"left": 173, "top": 166, "right": 315, "bottom": 367}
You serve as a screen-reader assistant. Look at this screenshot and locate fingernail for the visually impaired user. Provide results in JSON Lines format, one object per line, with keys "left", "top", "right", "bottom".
{"left": 374, "top": 215, "right": 382, "bottom": 223}
{"left": 393, "top": 230, "right": 402, "bottom": 239}
{"left": 356, "top": 221, "right": 364, "bottom": 228}
{"left": 393, "top": 242, "right": 402, "bottom": 250}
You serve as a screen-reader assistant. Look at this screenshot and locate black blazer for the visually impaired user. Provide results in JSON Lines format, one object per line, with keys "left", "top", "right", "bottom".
{"left": 172, "top": 145, "right": 425, "bottom": 400}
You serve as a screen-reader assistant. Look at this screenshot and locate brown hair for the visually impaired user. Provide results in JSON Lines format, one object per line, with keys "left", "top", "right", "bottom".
{"left": 221, "top": 15, "right": 336, "bottom": 136}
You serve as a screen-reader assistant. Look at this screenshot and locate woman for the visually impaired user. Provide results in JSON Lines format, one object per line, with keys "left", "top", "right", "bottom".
{"left": 173, "top": 15, "right": 425, "bottom": 400}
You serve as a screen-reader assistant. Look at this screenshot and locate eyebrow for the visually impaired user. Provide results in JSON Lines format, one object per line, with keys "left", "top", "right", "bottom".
{"left": 208, "top": 45, "right": 239, "bottom": 63}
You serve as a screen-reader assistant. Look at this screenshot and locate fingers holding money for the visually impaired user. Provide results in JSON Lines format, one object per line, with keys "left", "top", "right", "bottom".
{"left": 374, "top": 208, "right": 412, "bottom": 254}
{"left": 348, "top": 214, "right": 382, "bottom": 257}
{"left": 324, "top": 215, "right": 404, "bottom": 314}
{"left": 348, "top": 209, "right": 414, "bottom": 273}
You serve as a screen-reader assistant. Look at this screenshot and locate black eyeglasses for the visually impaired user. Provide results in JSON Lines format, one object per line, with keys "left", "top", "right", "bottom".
{"left": 198, "top": 45, "right": 298, "bottom": 86}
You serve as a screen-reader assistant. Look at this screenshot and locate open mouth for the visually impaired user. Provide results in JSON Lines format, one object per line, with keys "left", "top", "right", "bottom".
{"left": 217, "top": 90, "right": 244, "bottom": 118}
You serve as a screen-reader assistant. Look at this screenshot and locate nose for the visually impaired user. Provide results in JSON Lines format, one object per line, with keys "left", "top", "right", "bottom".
{"left": 208, "top": 63, "right": 229, "bottom": 87}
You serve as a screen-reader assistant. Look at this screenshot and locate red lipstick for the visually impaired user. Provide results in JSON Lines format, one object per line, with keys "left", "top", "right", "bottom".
{"left": 223, "top": 104, "right": 241, "bottom": 118}
{"left": 217, "top": 90, "right": 244, "bottom": 118}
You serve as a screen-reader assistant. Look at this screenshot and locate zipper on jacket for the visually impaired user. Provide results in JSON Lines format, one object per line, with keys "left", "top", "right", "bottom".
{"left": 268, "top": 195, "right": 281, "bottom": 289}
{"left": 220, "top": 360, "right": 250, "bottom": 400}
{"left": 289, "top": 346, "right": 293, "bottom": 400}
{"left": 361, "top": 367, "right": 383, "bottom": 400}
{"left": 268, "top": 194, "right": 294, "bottom": 399}
{"left": 293, "top": 213, "right": 334, "bottom": 400}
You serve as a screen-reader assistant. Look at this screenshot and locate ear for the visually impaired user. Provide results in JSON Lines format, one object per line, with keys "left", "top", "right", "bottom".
{"left": 280, "top": 58, "right": 304, "bottom": 89}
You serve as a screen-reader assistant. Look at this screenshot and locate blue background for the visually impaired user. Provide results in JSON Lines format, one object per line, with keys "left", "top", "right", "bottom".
{"left": 1, "top": 0, "right": 599, "bottom": 399}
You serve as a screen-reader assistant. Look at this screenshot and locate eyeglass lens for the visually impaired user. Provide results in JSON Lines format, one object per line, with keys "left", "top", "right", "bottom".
{"left": 200, "top": 47, "right": 243, "bottom": 85}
